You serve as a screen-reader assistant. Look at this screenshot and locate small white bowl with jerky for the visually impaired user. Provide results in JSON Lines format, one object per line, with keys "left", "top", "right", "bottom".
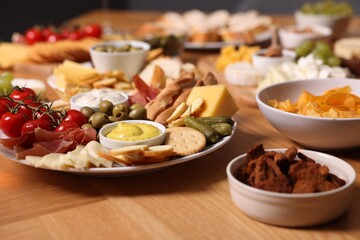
{"left": 226, "top": 144, "right": 356, "bottom": 227}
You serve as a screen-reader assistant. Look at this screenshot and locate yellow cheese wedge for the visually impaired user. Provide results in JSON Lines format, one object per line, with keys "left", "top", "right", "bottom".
{"left": 186, "top": 84, "right": 238, "bottom": 117}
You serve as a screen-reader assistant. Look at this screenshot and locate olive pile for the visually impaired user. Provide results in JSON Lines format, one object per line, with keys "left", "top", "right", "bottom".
{"left": 93, "top": 44, "right": 143, "bottom": 53}
{"left": 80, "top": 101, "right": 147, "bottom": 130}
{"left": 300, "top": 0, "right": 352, "bottom": 16}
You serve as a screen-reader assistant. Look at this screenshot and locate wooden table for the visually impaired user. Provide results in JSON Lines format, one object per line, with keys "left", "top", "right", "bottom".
{"left": 1, "top": 10, "right": 360, "bottom": 240}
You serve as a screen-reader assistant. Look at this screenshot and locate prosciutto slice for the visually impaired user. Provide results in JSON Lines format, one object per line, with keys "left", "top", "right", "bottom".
{"left": 1, "top": 127, "right": 97, "bottom": 159}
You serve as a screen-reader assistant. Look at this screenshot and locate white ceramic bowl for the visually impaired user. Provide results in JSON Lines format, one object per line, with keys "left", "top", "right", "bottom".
{"left": 256, "top": 78, "right": 360, "bottom": 150}
{"left": 70, "top": 89, "right": 129, "bottom": 111}
{"left": 99, "top": 120, "right": 166, "bottom": 149}
{"left": 226, "top": 148, "right": 356, "bottom": 227}
{"left": 89, "top": 40, "right": 150, "bottom": 78}
{"left": 279, "top": 24, "right": 332, "bottom": 49}
{"left": 295, "top": 11, "right": 351, "bottom": 39}
{"left": 252, "top": 49, "right": 295, "bottom": 75}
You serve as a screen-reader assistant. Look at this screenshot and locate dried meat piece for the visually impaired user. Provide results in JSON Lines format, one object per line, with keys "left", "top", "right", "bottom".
{"left": 249, "top": 156, "right": 292, "bottom": 193}
{"left": 246, "top": 144, "right": 265, "bottom": 160}
{"left": 274, "top": 152, "right": 291, "bottom": 174}
{"left": 284, "top": 146, "right": 297, "bottom": 161}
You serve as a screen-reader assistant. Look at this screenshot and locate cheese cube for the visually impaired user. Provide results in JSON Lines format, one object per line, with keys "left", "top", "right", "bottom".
{"left": 186, "top": 84, "right": 238, "bottom": 117}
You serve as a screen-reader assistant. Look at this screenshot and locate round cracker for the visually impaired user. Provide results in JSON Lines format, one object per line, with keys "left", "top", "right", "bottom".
{"left": 165, "top": 127, "right": 206, "bottom": 156}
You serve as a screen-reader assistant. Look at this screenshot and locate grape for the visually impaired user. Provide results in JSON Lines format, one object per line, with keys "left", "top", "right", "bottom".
{"left": 0, "top": 72, "right": 14, "bottom": 83}
{"left": 326, "top": 56, "right": 341, "bottom": 67}
{"left": 295, "top": 46, "right": 309, "bottom": 57}
{"left": 300, "top": 40, "right": 314, "bottom": 53}
{"left": 313, "top": 49, "right": 328, "bottom": 63}
{"left": 0, "top": 79, "right": 13, "bottom": 94}
{"left": 314, "top": 41, "right": 332, "bottom": 56}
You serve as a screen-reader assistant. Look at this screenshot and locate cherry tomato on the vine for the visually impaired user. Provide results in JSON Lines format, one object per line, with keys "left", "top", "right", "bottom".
{"left": 21, "top": 119, "right": 54, "bottom": 135}
{"left": 9, "top": 87, "right": 36, "bottom": 102}
{"left": 16, "top": 104, "right": 33, "bottom": 120}
{"left": 55, "top": 121, "right": 79, "bottom": 132}
{"left": 47, "top": 33, "right": 63, "bottom": 43}
{"left": 83, "top": 23, "right": 102, "bottom": 38}
{"left": 68, "top": 30, "right": 84, "bottom": 41}
{"left": 0, "top": 111, "right": 28, "bottom": 138}
{"left": 41, "top": 27, "right": 54, "bottom": 39}
{"left": 0, "top": 97, "right": 13, "bottom": 118}
{"left": 62, "top": 109, "right": 88, "bottom": 127}
{"left": 25, "top": 28, "right": 44, "bottom": 45}
{"left": 60, "top": 27, "right": 72, "bottom": 39}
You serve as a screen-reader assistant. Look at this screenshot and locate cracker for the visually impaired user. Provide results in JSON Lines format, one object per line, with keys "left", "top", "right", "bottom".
{"left": 164, "top": 127, "right": 206, "bottom": 156}
{"left": 181, "top": 97, "right": 204, "bottom": 118}
{"left": 166, "top": 102, "right": 188, "bottom": 123}
{"left": 92, "top": 78, "right": 117, "bottom": 88}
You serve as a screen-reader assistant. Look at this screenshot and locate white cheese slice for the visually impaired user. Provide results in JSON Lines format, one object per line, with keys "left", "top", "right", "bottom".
{"left": 85, "top": 141, "right": 113, "bottom": 168}
{"left": 66, "top": 145, "right": 91, "bottom": 169}
{"left": 41, "top": 153, "right": 68, "bottom": 170}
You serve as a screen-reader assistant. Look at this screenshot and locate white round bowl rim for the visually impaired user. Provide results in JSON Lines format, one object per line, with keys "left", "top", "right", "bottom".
{"left": 99, "top": 119, "right": 166, "bottom": 145}
{"left": 295, "top": 10, "right": 353, "bottom": 19}
{"left": 70, "top": 89, "right": 129, "bottom": 110}
{"left": 253, "top": 49, "right": 296, "bottom": 60}
{"left": 255, "top": 78, "right": 360, "bottom": 121}
{"left": 226, "top": 148, "right": 356, "bottom": 198}
{"left": 90, "top": 40, "right": 150, "bottom": 56}
{"left": 279, "top": 24, "right": 332, "bottom": 37}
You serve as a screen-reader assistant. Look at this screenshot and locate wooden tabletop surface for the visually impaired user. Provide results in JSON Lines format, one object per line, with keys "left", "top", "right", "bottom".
{"left": 1, "top": 10, "right": 360, "bottom": 240}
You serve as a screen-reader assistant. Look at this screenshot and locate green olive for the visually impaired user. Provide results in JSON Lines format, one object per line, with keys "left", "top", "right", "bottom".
{"left": 108, "top": 112, "right": 130, "bottom": 122}
{"left": 129, "top": 106, "right": 147, "bottom": 120}
{"left": 112, "top": 104, "right": 129, "bottom": 117}
{"left": 130, "top": 103, "right": 144, "bottom": 111}
{"left": 80, "top": 106, "right": 95, "bottom": 119}
{"left": 81, "top": 123, "right": 95, "bottom": 130}
{"left": 90, "top": 112, "right": 110, "bottom": 129}
{"left": 99, "top": 100, "right": 114, "bottom": 115}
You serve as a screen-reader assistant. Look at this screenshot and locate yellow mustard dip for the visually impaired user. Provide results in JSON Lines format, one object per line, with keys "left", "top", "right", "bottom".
{"left": 106, "top": 122, "right": 161, "bottom": 141}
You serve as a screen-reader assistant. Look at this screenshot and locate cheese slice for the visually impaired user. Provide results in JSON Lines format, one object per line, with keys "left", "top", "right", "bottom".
{"left": 66, "top": 145, "right": 91, "bottom": 169}
{"left": 186, "top": 84, "right": 238, "bottom": 117}
{"left": 81, "top": 141, "right": 113, "bottom": 168}
{"left": 334, "top": 37, "right": 360, "bottom": 60}
{"left": 53, "top": 60, "right": 99, "bottom": 89}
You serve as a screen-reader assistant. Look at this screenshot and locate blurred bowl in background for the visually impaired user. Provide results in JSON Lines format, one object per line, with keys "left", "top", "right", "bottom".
{"left": 256, "top": 78, "right": 360, "bottom": 150}
{"left": 279, "top": 24, "right": 332, "bottom": 49}
{"left": 252, "top": 49, "right": 295, "bottom": 75}
{"left": 294, "top": 11, "right": 351, "bottom": 39}
{"left": 90, "top": 40, "right": 150, "bottom": 78}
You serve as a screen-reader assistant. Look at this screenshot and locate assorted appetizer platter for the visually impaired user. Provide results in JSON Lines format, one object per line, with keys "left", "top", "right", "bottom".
{"left": 0, "top": 57, "right": 239, "bottom": 176}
